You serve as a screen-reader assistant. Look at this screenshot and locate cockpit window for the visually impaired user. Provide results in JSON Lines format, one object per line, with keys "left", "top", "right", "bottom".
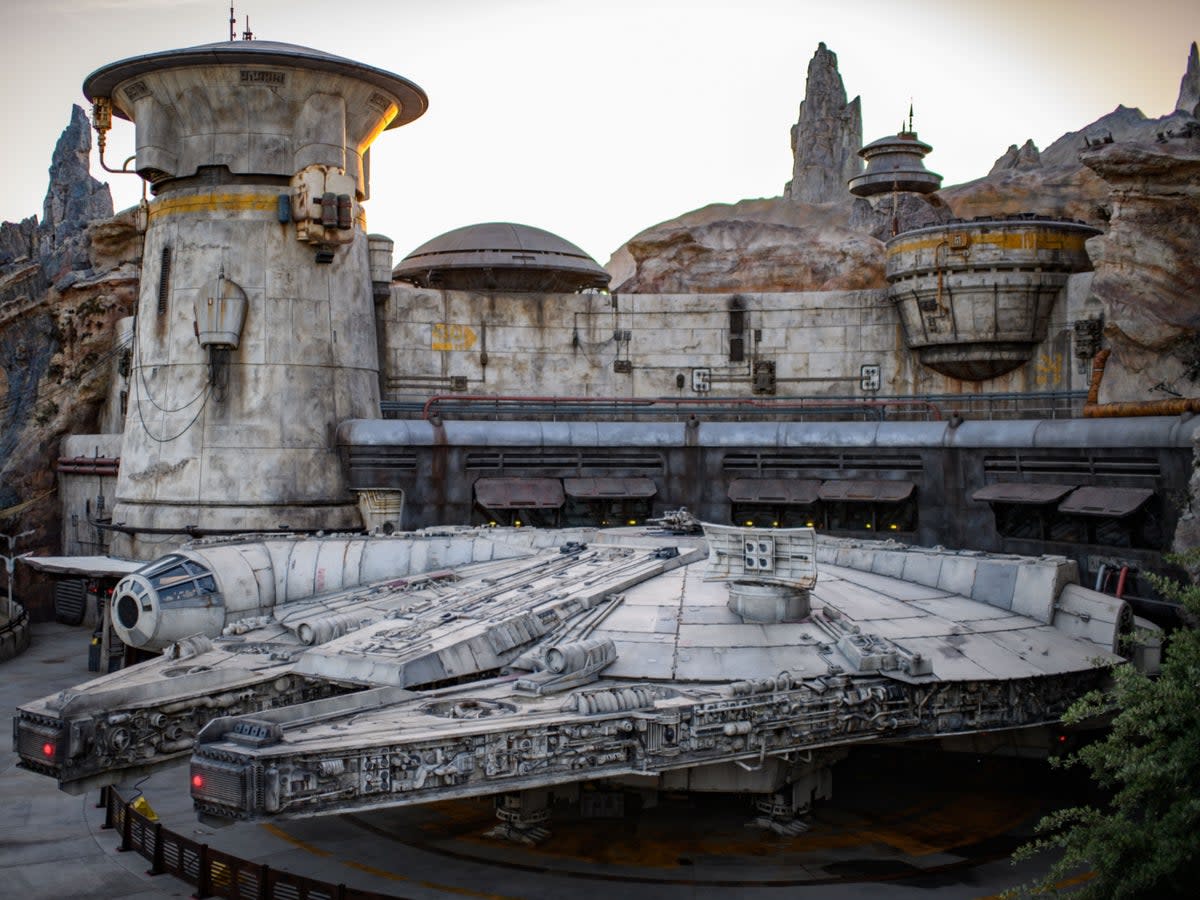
{"left": 143, "top": 555, "right": 219, "bottom": 604}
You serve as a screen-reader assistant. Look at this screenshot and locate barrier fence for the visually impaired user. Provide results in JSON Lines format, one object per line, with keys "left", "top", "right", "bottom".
{"left": 0, "top": 602, "right": 31, "bottom": 662}
{"left": 101, "top": 787, "right": 409, "bottom": 900}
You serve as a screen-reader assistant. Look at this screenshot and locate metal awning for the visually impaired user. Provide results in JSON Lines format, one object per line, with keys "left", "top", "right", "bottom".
{"left": 20, "top": 555, "right": 144, "bottom": 577}
{"left": 474, "top": 477, "right": 565, "bottom": 509}
{"left": 728, "top": 478, "right": 821, "bottom": 505}
{"left": 563, "top": 477, "right": 657, "bottom": 499}
{"left": 972, "top": 482, "right": 1076, "bottom": 505}
{"left": 818, "top": 480, "right": 915, "bottom": 503}
{"left": 1059, "top": 486, "right": 1154, "bottom": 518}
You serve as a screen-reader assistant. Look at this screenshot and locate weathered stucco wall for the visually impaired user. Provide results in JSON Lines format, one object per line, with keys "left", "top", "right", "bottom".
{"left": 381, "top": 277, "right": 1095, "bottom": 409}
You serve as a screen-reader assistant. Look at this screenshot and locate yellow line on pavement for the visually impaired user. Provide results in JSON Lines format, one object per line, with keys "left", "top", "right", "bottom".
{"left": 261, "top": 822, "right": 515, "bottom": 898}
{"left": 259, "top": 822, "right": 334, "bottom": 857}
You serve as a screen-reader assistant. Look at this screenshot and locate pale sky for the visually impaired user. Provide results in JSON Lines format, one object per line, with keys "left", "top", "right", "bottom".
{"left": 2, "top": 0, "right": 1197, "bottom": 264}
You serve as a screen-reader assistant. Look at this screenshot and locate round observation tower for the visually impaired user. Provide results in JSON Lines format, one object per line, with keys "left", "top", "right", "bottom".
{"left": 847, "top": 131, "right": 942, "bottom": 198}
{"left": 84, "top": 40, "right": 426, "bottom": 558}
{"left": 393, "top": 223, "right": 610, "bottom": 293}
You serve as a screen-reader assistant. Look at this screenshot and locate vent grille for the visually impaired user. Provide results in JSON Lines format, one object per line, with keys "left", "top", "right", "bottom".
{"left": 156, "top": 247, "right": 171, "bottom": 316}
{"left": 723, "top": 452, "right": 925, "bottom": 473}
{"left": 192, "top": 757, "right": 248, "bottom": 806}
{"left": 466, "top": 451, "right": 665, "bottom": 472}
{"left": 16, "top": 717, "right": 63, "bottom": 766}
{"left": 983, "top": 453, "right": 1161, "bottom": 478}
{"left": 347, "top": 448, "right": 417, "bottom": 470}
{"left": 53, "top": 579, "right": 87, "bottom": 626}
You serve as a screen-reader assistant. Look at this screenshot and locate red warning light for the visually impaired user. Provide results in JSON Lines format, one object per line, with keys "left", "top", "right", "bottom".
{"left": 191, "top": 773, "right": 204, "bottom": 789}
{"left": 1058, "top": 734, "right": 1068, "bottom": 743}
{"left": 42, "top": 742, "right": 54, "bottom": 757}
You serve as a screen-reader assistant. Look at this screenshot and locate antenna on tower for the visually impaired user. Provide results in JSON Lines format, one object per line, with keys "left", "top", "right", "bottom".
{"left": 242, "top": 15, "right": 253, "bottom": 40}
{"left": 907, "top": 101, "right": 914, "bottom": 135}
{"left": 229, "top": 5, "right": 236, "bottom": 42}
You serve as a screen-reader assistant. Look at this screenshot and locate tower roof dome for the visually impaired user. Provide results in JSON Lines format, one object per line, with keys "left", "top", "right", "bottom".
{"left": 393, "top": 222, "right": 610, "bottom": 293}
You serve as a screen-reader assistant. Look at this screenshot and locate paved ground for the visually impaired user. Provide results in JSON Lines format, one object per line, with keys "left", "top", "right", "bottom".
{"left": 0, "top": 623, "right": 190, "bottom": 899}
{"left": 2, "top": 622, "right": 1082, "bottom": 899}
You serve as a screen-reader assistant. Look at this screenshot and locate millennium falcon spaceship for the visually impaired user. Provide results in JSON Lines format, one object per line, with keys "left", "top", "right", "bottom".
{"left": 15, "top": 524, "right": 1150, "bottom": 837}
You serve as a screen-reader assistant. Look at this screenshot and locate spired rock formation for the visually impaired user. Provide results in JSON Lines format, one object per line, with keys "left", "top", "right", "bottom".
{"left": 989, "top": 139, "right": 1043, "bottom": 175}
{"left": 0, "top": 107, "right": 138, "bottom": 615}
{"left": 1177, "top": 41, "right": 1199, "bottom": 117}
{"left": 611, "top": 44, "right": 882, "bottom": 293}
{"left": 784, "top": 42, "right": 862, "bottom": 204}
{"left": 37, "top": 106, "right": 114, "bottom": 285}
{"left": 1079, "top": 130, "right": 1200, "bottom": 403}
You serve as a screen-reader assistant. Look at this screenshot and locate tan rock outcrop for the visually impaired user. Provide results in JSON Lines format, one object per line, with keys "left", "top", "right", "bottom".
{"left": 617, "top": 217, "right": 883, "bottom": 294}
{"left": 1078, "top": 134, "right": 1200, "bottom": 403}
{"left": 938, "top": 164, "right": 1111, "bottom": 225}
{"left": 989, "top": 139, "right": 1043, "bottom": 175}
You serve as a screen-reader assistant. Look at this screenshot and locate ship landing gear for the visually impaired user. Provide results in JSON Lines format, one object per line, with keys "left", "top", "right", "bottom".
{"left": 485, "top": 790, "right": 552, "bottom": 845}
{"left": 748, "top": 761, "right": 836, "bottom": 836}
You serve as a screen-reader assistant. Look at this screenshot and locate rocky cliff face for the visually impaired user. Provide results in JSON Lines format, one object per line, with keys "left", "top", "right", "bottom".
{"left": 937, "top": 164, "right": 1112, "bottom": 225}
{"left": 784, "top": 42, "right": 862, "bottom": 204}
{"left": 1078, "top": 129, "right": 1200, "bottom": 403}
{"left": 0, "top": 107, "right": 139, "bottom": 616}
{"left": 618, "top": 216, "right": 884, "bottom": 294}
{"left": 610, "top": 44, "right": 1200, "bottom": 310}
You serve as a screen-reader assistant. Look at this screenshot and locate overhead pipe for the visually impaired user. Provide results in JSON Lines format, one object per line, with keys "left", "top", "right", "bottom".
{"left": 1082, "top": 349, "right": 1200, "bottom": 417}
{"left": 56, "top": 457, "right": 120, "bottom": 476}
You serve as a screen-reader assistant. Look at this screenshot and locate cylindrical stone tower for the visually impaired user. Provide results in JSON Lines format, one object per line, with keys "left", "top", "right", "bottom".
{"left": 83, "top": 40, "right": 426, "bottom": 558}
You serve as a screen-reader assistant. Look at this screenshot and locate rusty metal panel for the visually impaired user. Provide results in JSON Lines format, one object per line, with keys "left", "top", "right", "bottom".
{"left": 1059, "top": 486, "right": 1153, "bottom": 517}
{"left": 563, "top": 477, "right": 657, "bottom": 499}
{"left": 972, "top": 482, "right": 1075, "bottom": 504}
{"left": 474, "top": 477, "right": 565, "bottom": 509}
{"left": 727, "top": 478, "right": 821, "bottom": 504}
{"left": 818, "top": 480, "right": 915, "bottom": 502}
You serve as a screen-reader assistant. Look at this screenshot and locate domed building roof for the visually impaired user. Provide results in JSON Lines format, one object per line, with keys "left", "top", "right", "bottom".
{"left": 84, "top": 40, "right": 427, "bottom": 128}
{"left": 393, "top": 222, "right": 611, "bottom": 293}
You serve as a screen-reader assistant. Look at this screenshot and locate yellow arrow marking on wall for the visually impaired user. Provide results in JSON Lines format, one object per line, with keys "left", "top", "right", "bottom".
{"left": 431, "top": 323, "right": 479, "bottom": 351}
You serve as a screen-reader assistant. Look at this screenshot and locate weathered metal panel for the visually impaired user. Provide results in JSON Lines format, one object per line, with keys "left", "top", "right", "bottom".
{"left": 1059, "top": 485, "right": 1153, "bottom": 517}
{"left": 818, "top": 480, "right": 915, "bottom": 502}
{"left": 972, "top": 482, "right": 1075, "bottom": 504}
{"left": 474, "top": 477, "right": 565, "bottom": 509}
{"left": 563, "top": 477, "right": 657, "bottom": 499}
{"left": 727, "top": 478, "right": 821, "bottom": 504}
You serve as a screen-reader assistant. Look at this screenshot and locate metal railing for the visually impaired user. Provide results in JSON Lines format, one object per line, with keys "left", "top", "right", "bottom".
{"left": 380, "top": 390, "right": 1087, "bottom": 424}
{"left": 101, "top": 787, "right": 410, "bottom": 900}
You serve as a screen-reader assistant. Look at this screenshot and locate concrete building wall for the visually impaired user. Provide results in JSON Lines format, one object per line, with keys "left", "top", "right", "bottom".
{"left": 58, "top": 433, "right": 122, "bottom": 556}
{"left": 110, "top": 188, "right": 377, "bottom": 556}
{"left": 381, "top": 273, "right": 1096, "bottom": 407}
